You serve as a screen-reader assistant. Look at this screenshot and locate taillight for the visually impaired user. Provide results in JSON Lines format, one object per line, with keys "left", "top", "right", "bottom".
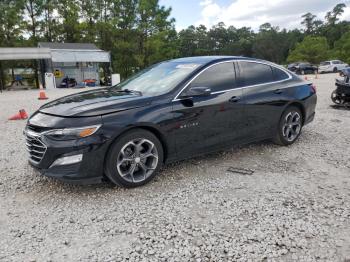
{"left": 310, "top": 84, "right": 316, "bottom": 93}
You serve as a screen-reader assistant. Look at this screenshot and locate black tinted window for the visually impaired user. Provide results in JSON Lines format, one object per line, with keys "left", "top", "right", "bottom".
{"left": 272, "top": 66, "right": 289, "bottom": 81}
{"left": 238, "top": 61, "right": 274, "bottom": 87}
{"left": 190, "top": 62, "right": 235, "bottom": 92}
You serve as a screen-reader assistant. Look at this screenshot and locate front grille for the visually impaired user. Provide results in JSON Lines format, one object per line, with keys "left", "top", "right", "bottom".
{"left": 25, "top": 129, "right": 47, "bottom": 164}
{"left": 27, "top": 125, "right": 50, "bottom": 133}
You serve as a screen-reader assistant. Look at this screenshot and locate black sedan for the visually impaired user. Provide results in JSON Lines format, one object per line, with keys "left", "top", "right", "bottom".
{"left": 25, "top": 56, "right": 317, "bottom": 187}
{"left": 287, "top": 62, "right": 318, "bottom": 75}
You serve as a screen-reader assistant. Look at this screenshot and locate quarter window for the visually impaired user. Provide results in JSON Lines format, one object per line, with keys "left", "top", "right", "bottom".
{"left": 189, "top": 62, "right": 236, "bottom": 92}
{"left": 272, "top": 66, "right": 289, "bottom": 81}
{"left": 237, "top": 61, "right": 274, "bottom": 87}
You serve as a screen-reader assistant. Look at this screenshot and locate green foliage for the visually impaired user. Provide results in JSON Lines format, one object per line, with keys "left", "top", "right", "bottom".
{"left": 287, "top": 36, "right": 330, "bottom": 64}
{"left": 332, "top": 32, "right": 350, "bottom": 64}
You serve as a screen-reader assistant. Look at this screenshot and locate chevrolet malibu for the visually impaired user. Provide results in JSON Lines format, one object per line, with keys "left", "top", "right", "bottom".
{"left": 24, "top": 56, "right": 317, "bottom": 187}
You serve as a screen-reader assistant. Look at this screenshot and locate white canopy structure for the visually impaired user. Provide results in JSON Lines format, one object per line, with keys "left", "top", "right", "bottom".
{"left": 0, "top": 43, "right": 111, "bottom": 90}
{"left": 0, "top": 48, "right": 51, "bottom": 61}
{"left": 50, "top": 49, "right": 110, "bottom": 63}
{"left": 0, "top": 46, "right": 110, "bottom": 63}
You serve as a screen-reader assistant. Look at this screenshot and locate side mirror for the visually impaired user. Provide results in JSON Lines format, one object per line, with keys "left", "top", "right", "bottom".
{"left": 180, "top": 86, "right": 211, "bottom": 98}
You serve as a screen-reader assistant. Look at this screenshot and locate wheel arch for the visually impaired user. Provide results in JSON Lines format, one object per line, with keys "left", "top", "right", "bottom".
{"left": 285, "top": 102, "right": 306, "bottom": 125}
{"left": 106, "top": 124, "right": 169, "bottom": 164}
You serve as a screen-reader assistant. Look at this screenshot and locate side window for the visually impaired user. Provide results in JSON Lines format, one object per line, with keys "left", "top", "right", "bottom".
{"left": 272, "top": 66, "right": 289, "bottom": 81}
{"left": 190, "top": 62, "right": 236, "bottom": 92}
{"left": 237, "top": 61, "right": 274, "bottom": 87}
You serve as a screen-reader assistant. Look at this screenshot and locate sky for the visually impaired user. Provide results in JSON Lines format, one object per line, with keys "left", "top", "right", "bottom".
{"left": 159, "top": 0, "right": 350, "bottom": 31}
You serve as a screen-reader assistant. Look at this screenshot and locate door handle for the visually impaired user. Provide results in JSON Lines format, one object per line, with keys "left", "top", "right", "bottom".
{"left": 229, "top": 96, "right": 240, "bottom": 103}
{"left": 274, "top": 89, "right": 283, "bottom": 94}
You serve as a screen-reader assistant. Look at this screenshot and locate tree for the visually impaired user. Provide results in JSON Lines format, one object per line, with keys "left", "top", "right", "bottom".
{"left": 253, "top": 25, "right": 290, "bottom": 64}
{"left": 301, "top": 13, "right": 316, "bottom": 34}
{"left": 135, "top": 0, "right": 175, "bottom": 68}
{"left": 287, "top": 36, "right": 330, "bottom": 64}
{"left": 325, "top": 3, "right": 346, "bottom": 25}
{"left": 332, "top": 32, "right": 350, "bottom": 64}
{"left": 0, "top": 0, "right": 24, "bottom": 90}
{"left": 57, "top": 0, "right": 81, "bottom": 42}
{"left": 321, "top": 3, "right": 349, "bottom": 48}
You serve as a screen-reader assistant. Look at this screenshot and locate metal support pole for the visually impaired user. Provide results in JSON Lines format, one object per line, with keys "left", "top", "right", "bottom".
{"left": 0, "top": 61, "right": 4, "bottom": 93}
{"left": 34, "top": 60, "right": 39, "bottom": 89}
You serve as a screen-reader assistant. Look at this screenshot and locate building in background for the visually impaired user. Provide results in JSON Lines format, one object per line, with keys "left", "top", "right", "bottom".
{"left": 38, "top": 42, "right": 111, "bottom": 88}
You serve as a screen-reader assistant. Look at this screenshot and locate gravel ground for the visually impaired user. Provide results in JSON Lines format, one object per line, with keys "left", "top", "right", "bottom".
{"left": 0, "top": 74, "right": 350, "bottom": 262}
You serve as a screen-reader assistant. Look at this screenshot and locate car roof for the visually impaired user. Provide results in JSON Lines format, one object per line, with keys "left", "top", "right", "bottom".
{"left": 168, "top": 56, "right": 259, "bottom": 64}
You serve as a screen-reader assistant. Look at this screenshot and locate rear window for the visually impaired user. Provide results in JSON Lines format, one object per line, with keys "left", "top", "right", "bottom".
{"left": 237, "top": 61, "right": 274, "bottom": 87}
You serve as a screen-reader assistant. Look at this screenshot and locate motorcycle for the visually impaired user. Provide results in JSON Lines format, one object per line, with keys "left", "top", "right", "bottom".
{"left": 331, "top": 68, "right": 350, "bottom": 108}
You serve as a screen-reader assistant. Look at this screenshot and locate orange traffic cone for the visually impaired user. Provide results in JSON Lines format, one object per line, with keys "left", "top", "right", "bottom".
{"left": 8, "top": 109, "right": 28, "bottom": 120}
{"left": 20, "top": 109, "right": 28, "bottom": 119}
{"left": 38, "top": 91, "right": 48, "bottom": 100}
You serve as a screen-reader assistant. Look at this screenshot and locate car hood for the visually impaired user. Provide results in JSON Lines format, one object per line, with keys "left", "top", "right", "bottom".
{"left": 39, "top": 88, "right": 151, "bottom": 117}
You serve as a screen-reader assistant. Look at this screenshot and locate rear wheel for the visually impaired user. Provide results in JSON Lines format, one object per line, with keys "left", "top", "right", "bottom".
{"left": 333, "top": 67, "right": 338, "bottom": 73}
{"left": 105, "top": 129, "right": 163, "bottom": 188}
{"left": 273, "top": 106, "right": 303, "bottom": 146}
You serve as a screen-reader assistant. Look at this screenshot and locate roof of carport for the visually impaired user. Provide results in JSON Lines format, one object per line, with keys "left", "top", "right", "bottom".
{"left": 0, "top": 48, "right": 51, "bottom": 61}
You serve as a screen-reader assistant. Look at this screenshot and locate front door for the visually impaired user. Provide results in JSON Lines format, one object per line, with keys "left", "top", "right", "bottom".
{"left": 171, "top": 62, "right": 245, "bottom": 159}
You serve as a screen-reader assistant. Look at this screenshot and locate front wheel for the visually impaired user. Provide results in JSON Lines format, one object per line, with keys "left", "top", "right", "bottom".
{"left": 273, "top": 106, "right": 303, "bottom": 146}
{"left": 331, "top": 91, "right": 343, "bottom": 104}
{"left": 105, "top": 129, "right": 164, "bottom": 188}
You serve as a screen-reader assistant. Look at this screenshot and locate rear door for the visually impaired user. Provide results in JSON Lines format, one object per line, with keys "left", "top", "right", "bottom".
{"left": 236, "top": 61, "right": 291, "bottom": 140}
{"left": 172, "top": 62, "right": 244, "bottom": 158}
{"left": 320, "top": 61, "right": 332, "bottom": 72}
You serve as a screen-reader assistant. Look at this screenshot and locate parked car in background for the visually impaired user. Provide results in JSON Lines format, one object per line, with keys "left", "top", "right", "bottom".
{"left": 287, "top": 62, "right": 318, "bottom": 75}
{"left": 24, "top": 56, "right": 317, "bottom": 187}
{"left": 319, "top": 60, "right": 349, "bottom": 73}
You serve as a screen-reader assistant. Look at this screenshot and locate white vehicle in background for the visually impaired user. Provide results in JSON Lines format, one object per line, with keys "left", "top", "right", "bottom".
{"left": 319, "top": 60, "right": 349, "bottom": 73}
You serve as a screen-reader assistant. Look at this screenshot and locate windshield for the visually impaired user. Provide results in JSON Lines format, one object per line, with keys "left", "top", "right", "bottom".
{"left": 112, "top": 62, "right": 202, "bottom": 96}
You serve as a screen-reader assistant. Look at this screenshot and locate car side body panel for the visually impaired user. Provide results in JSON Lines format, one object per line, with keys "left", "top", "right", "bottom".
{"left": 25, "top": 56, "right": 317, "bottom": 184}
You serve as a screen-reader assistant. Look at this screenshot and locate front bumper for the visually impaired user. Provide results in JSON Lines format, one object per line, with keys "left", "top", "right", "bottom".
{"left": 25, "top": 129, "right": 110, "bottom": 185}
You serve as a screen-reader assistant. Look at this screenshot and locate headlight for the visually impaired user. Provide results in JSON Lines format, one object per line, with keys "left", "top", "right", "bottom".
{"left": 43, "top": 125, "right": 101, "bottom": 141}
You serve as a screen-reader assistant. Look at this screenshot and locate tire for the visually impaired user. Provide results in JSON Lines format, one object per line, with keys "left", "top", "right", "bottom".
{"left": 331, "top": 91, "right": 343, "bottom": 104}
{"left": 105, "top": 129, "right": 164, "bottom": 188}
{"left": 273, "top": 106, "right": 303, "bottom": 146}
{"left": 333, "top": 67, "right": 338, "bottom": 73}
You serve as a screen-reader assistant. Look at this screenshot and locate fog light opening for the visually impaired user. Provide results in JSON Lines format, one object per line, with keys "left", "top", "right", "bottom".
{"left": 50, "top": 154, "right": 83, "bottom": 168}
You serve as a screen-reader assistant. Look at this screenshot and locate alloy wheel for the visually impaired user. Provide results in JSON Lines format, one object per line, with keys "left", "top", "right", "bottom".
{"left": 116, "top": 138, "right": 158, "bottom": 183}
{"left": 282, "top": 111, "right": 302, "bottom": 142}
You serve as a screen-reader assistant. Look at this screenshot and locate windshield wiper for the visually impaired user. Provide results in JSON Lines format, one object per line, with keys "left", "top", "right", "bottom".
{"left": 115, "top": 89, "right": 142, "bottom": 96}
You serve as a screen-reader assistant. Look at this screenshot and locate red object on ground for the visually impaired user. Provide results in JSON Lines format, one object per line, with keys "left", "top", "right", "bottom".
{"left": 19, "top": 109, "right": 28, "bottom": 119}
{"left": 38, "top": 91, "right": 48, "bottom": 100}
{"left": 8, "top": 109, "right": 28, "bottom": 120}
